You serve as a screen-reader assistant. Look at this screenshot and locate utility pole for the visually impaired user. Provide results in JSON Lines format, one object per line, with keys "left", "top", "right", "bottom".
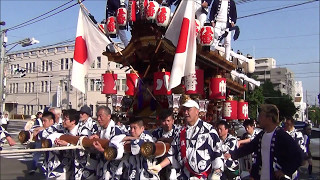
{"left": 306, "top": 90, "right": 308, "bottom": 121}
{"left": 0, "top": 30, "right": 7, "bottom": 112}
{"left": 67, "top": 64, "right": 71, "bottom": 109}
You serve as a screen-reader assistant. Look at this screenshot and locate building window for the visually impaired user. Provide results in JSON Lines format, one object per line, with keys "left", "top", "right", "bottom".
{"left": 42, "top": 61, "right": 45, "bottom": 72}
{"left": 49, "top": 61, "right": 52, "bottom": 71}
{"left": 25, "top": 63, "right": 28, "bottom": 73}
{"left": 24, "top": 105, "right": 26, "bottom": 115}
{"left": 65, "top": 58, "right": 69, "bottom": 70}
{"left": 95, "top": 79, "right": 101, "bottom": 91}
{"left": 24, "top": 82, "right": 28, "bottom": 93}
{"left": 29, "top": 63, "right": 32, "bottom": 73}
{"left": 45, "top": 60, "right": 48, "bottom": 71}
{"left": 9, "top": 84, "right": 12, "bottom": 93}
{"left": 31, "top": 82, "right": 34, "bottom": 93}
{"left": 121, "top": 79, "right": 126, "bottom": 91}
{"left": 45, "top": 81, "right": 48, "bottom": 92}
{"left": 90, "top": 79, "right": 95, "bottom": 91}
{"left": 97, "top": 57, "right": 101, "bottom": 68}
{"left": 41, "top": 81, "right": 44, "bottom": 92}
{"left": 91, "top": 61, "right": 95, "bottom": 69}
{"left": 61, "top": 58, "right": 64, "bottom": 70}
{"left": 29, "top": 82, "right": 31, "bottom": 93}
{"left": 32, "top": 62, "right": 36, "bottom": 72}
{"left": 15, "top": 83, "right": 18, "bottom": 93}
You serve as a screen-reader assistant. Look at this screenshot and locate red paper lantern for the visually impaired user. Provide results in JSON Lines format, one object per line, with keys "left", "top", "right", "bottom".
{"left": 156, "top": 6, "right": 171, "bottom": 27}
{"left": 153, "top": 70, "right": 171, "bottom": 95}
{"left": 101, "top": 72, "right": 117, "bottom": 95}
{"left": 128, "top": 0, "right": 137, "bottom": 25}
{"left": 116, "top": 5, "right": 127, "bottom": 29}
{"left": 223, "top": 99, "right": 238, "bottom": 120}
{"left": 200, "top": 22, "right": 214, "bottom": 46}
{"left": 106, "top": 16, "right": 117, "bottom": 38}
{"left": 209, "top": 75, "right": 226, "bottom": 100}
{"left": 185, "top": 69, "right": 204, "bottom": 95}
{"left": 139, "top": 0, "right": 149, "bottom": 19}
{"left": 238, "top": 100, "right": 249, "bottom": 120}
{"left": 125, "top": 72, "right": 139, "bottom": 96}
{"left": 146, "top": 1, "right": 159, "bottom": 21}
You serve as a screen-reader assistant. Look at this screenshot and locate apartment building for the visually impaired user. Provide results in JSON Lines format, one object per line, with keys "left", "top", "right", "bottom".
{"left": 4, "top": 44, "right": 127, "bottom": 117}
{"left": 253, "top": 57, "right": 276, "bottom": 82}
{"left": 294, "top": 81, "right": 307, "bottom": 121}
{"left": 270, "top": 67, "right": 295, "bottom": 98}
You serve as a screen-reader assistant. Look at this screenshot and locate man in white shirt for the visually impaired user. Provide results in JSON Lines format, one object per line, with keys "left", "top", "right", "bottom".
{"left": 225, "top": 104, "right": 304, "bottom": 180}
{"left": 1, "top": 112, "right": 9, "bottom": 130}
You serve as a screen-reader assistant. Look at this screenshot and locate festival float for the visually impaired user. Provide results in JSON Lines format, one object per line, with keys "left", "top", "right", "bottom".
{"left": 12, "top": 0, "right": 260, "bottom": 164}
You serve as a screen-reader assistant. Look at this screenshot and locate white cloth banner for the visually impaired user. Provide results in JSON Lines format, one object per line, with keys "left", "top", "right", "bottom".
{"left": 165, "top": 0, "right": 196, "bottom": 90}
{"left": 71, "top": 6, "right": 110, "bottom": 93}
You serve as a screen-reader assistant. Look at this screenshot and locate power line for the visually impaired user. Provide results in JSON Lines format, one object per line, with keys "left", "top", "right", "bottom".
{"left": 277, "top": 61, "right": 320, "bottom": 66}
{"left": 237, "top": 33, "right": 319, "bottom": 41}
{"left": 6, "top": 0, "right": 75, "bottom": 31}
{"left": 238, "top": 0, "right": 319, "bottom": 19}
{"left": 6, "top": 1, "right": 79, "bottom": 32}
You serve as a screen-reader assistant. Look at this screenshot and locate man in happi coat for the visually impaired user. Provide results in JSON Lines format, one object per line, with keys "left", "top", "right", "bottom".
{"left": 225, "top": 104, "right": 304, "bottom": 180}
{"left": 152, "top": 108, "right": 181, "bottom": 179}
{"left": 54, "top": 109, "right": 80, "bottom": 179}
{"left": 90, "top": 105, "right": 127, "bottom": 180}
{"left": 123, "top": 117, "right": 158, "bottom": 180}
{"left": 217, "top": 120, "right": 240, "bottom": 180}
{"left": 149, "top": 99, "right": 224, "bottom": 180}
{"left": 36, "top": 111, "right": 65, "bottom": 179}
{"left": 74, "top": 105, "right": 99, "bottom": 179}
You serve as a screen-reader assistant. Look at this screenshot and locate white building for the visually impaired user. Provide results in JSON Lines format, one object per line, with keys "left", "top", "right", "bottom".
{"left": 294, "top": 81, "right": 307, "bottom": 121}
{"left": 253, "top": 57, "right": 276, "bottom": 82}
{"left": 4, "top": 43, "right": 127, "bottom": 117}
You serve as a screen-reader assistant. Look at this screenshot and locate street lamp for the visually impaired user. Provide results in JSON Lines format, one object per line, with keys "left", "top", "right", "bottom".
{"left": 0, "top": 29, "right": 39, "bottom": 112}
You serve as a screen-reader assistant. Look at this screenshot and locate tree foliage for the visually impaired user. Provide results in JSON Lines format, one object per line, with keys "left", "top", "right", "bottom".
{"left": 308, "top": 106, "right": 320, "bottom": 127}
{"left": 247, "top": 86, "right": 264, "bottom": 120}
{"left": 261, "top": 81, "right": 297, "bottom": 121}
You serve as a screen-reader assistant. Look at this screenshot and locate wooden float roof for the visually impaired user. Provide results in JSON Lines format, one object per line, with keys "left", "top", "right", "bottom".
{"left": 102, "top": 22, "right": 246, "bottom": 95}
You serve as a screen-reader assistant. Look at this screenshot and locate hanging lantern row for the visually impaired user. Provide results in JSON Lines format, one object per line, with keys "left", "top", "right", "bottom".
{"left": 222, "top": 98, "right": 249, "bottom": 121}
{"left": 106, "top": 1, "right": 172, "bottom": 36}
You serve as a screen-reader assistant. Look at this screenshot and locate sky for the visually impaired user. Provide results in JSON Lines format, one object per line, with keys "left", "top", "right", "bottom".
{"left": 0, "top": 0, "right": 319, "bottom": 104}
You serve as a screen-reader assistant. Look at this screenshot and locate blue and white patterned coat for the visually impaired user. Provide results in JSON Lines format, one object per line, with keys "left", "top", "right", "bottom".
{"left": 0, "top": 125, "right": 10, "bottom": 151}
{"left": 151, "top": 124, "right": 181, "bottom": 142}
{"left": 94, "top": 119, "right": 126, "bottom": 180}
{"left": 38, "top": 124, "right": 65, "bottom": 178}
{"left": 286, "top": 128, "right": 306, "bottom": 153}
{"left": 167, "top": 119, "right": 223, "bottom": 179}
{"left": 125, "top": 131, "right": 158, "bottom": 180}
{"left": 74, "top": 117, "right": 99, "bottom": 180}
{"left": 219, "top": 134, "right": 239, "bottom": 172}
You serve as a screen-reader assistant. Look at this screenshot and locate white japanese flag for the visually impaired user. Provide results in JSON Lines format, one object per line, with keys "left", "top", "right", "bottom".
{"left": 165, "top": 0, "right": 196, "bottom": 90}
{"left": 71, "top": 6, "right": 110, "bottom": 93}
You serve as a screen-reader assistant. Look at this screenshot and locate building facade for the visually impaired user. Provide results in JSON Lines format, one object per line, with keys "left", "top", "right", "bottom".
{"left": 294, "top": 81, "right": 306, "bottom": 121}
{"left": 270, "top": 67, "right": 295, "bottom": 98}
{"left": 253, "top": 57, "right": 276, "bottom": 82}
{"left": 4, "top": 44, "right": 127, "bottom": 118}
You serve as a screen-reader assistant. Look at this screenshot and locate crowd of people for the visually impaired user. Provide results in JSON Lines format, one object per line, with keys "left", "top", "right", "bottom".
{"left": 0, "top": 100, "right": 314, "bottom": 180}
